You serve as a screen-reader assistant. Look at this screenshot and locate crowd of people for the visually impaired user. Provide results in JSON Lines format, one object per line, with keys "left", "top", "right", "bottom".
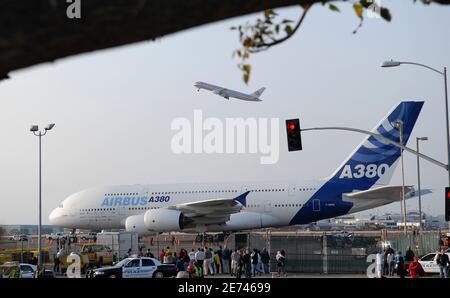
{"left": 155, "top": 245, "right": 286, "bottom": 278}
{"left": 376, "top": 246, "right": 421, "bottom": 278}
{"left": 50, "top": 241, "right": 450, "bottom": 279}
{"left": 375, "top": 245, "right": 449, "bottom": 279}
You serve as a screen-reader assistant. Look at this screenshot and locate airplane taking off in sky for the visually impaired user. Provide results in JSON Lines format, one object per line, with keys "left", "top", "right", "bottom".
{"left": 50, "top": 101, "right": 429, "bottom": 235}
{"left": 194, "top": 81, "right": 265, "bottom": 101}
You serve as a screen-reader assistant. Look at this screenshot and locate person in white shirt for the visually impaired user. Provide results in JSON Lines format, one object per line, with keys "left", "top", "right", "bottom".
{"left": 189, "top": 249, "right": 196, "bottom": 264}
{"left": 386, "top": 253, "right": 394, "bottom": 276}
{"left": 195, "top": 248, "right": 205, "bottom": 269}
{"left": 231, "top": 249, "right": 239, "bottom": 276}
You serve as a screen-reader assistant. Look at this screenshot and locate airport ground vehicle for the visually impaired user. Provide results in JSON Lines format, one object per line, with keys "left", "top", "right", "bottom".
{"left": 8, "top": 235, "right": 29, "bottom": 241}
{"left": 86, "top": 257, "right": 177, "bottom": 278}
{"left": 80, "top": 232, "right": 97, "bottom": 241}
{"left": 418, "top": 252, "right": 450, "bottom": 274}
{"left": 96, "top": 231, "right": 139, "bottom": 260}
{"left": 46, "top": 232, "right": 67, "bottom": 241}
{"left": 0, "top": 248, "right": 49, "bottom": 264}
{"left": 80, "top": 244, "right": 114, "bottom": 268}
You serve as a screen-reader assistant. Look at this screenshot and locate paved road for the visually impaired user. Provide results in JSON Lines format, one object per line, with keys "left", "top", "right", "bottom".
{"left": 59, "top": 272, "right": 441, "bottom": 278}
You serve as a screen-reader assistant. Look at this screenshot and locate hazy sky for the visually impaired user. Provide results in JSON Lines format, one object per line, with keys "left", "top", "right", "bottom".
{"left": 1, "top": 1, "right": 450, "bottom": 225}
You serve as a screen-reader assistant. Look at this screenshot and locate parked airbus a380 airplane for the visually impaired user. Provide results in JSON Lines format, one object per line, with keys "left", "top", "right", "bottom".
{"left": 194, "top": 81, "right": 265, "bottom": 101}
{"left": 50, "top": 101, "right": 428, "bottom": 235}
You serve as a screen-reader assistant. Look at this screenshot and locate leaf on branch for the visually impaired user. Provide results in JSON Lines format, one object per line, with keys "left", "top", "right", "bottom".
{"left": 284, "top": 25, "right": 293, "bottom": 36}
{"left": 329, "top": 4, "right": 340, "bottom": 12}
{"left": 240, "top": 64, "right": 252, "bottom": 84}
{"left": 353, "top": 3, "right": 364, "bottom": 19}
{"left": 380, "top": 7, "right": 392, "bottom": 21}
{"left": 243, "top": 37, "right": 254, "bottom": 47}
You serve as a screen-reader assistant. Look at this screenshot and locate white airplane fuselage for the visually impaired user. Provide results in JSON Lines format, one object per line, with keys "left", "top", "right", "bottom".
{"left": 194, "top": 81, "right": 264, "bottom": 102}
{"left": 49, "top": 179, "right": 365, "bottom": 233}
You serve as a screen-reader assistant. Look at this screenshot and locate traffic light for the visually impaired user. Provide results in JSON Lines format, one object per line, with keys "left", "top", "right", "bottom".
{"left": 446, "top": 187, "right": 450, "bottom": 221}
{"left": 286, "top": 118, "right": 302, "bottom": 151}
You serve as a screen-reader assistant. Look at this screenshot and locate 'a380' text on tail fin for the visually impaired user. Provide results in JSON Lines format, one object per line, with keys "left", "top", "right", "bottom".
{"left": 328, "top": 101, "right": 424, "bottom": 189}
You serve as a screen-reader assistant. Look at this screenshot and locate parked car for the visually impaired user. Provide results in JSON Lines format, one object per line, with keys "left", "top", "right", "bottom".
{"left": 86, "top": 257, "right": 177, "bottom": 278}
{"left": 0, "top": 262, "right": 54, "bottom": 278}
{"left": 418, "top": 252, "right": 450, "bottom": 274}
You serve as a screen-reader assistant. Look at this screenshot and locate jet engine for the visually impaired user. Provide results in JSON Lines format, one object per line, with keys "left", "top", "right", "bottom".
{"left": 144, "top": 209, "right": 185, "bottom": 232}
{"left": 125, "top": 214, "right": 149, "bottom": 234}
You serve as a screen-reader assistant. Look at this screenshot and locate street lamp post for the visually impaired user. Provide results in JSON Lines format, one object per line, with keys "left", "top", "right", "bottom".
{"left": 381, "top": 60, "right": 449, "bottom": 229}
{"left": 416, "top": 137, "right": 428, "bottom": 231}
{"left": 394, "top": 120, "right": 407, "bottom": 234}
{"left": 381, "top": 61, "right": 450, "bottom": 182}
{"left": 30, "top": 123, "right": 55, "bottom": 267}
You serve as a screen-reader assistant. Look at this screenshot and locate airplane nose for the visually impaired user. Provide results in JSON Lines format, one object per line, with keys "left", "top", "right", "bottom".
{"left": 49, "top": 208, "right": 61, "bottom": 225}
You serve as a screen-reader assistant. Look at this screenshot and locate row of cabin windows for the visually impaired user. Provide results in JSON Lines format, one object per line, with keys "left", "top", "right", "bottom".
{"left": 274, "top": 204, "right": 302, "bottom": 208}
{"left": 105, "top": 193, "right": 138, "bottom": 196}
{"left": 104, "top": 188, "right": 316, "bottom": 197}
{"left": 250, "top": 188, "right": 315, "bottom": 193}
{"left": 149, "top": 190, "right": 239, "bottom": 195}
{"left": 80, "top": 207, "right": 163, "bottom": 212}
{"left": 81, "top": 203, "right": 303, "bottom": 212}
{"left": 129, "top": 207, "right": 161, "bottom": 210}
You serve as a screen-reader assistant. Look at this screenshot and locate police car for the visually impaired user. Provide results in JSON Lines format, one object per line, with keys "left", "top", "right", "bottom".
{"left": 418, "top": 252, "right": 450, "bottom": 274}
{"left": 86, "top": 257, "right": 177, "bottom": 278}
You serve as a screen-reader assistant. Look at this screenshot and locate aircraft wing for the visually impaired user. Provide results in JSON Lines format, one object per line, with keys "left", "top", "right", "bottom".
{"left": 343, "top": 185, "right": 431, "bottom": 202}
{"left": 166, "top": 191, "right": 249, "bottom": 225}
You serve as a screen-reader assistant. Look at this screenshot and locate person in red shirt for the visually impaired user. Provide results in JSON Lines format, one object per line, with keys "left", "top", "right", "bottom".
{"left": 409, "top": 256, "right": 425, "bottom": 278}
{"left": 179, "top": 248, "right": 186, "bottom": 259}
{"left": 159, "top": 249, "right": 165, "bottom": 263}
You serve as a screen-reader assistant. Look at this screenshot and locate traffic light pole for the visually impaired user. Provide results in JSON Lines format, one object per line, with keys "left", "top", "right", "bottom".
{"left": 301, "top": 126, "right": 448, "bottom": 171}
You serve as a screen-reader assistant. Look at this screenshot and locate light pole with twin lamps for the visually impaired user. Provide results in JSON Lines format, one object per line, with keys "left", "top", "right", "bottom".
{"left": 30, "top": 123, "right": 55, "bottom": 267}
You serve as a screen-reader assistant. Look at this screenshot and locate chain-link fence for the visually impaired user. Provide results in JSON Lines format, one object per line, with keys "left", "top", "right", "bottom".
{"left": 237, "top": 230, "right": 442, "bottom": 274}
{"left": 131, "top": 230, "right": 445, "bottom": 274}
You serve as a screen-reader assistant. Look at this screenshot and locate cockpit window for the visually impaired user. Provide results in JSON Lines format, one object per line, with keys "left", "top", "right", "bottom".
{"left": 58, "top": 204, "right": 64, "bottom": 208}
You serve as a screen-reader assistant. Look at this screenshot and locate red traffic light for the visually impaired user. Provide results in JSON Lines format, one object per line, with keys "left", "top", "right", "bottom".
{"left": 285, "top": 118, "right": 302, "bottom": 151}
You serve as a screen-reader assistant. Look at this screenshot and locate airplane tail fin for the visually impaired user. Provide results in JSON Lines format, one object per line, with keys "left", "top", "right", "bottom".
{"left": 251, "top": 87, "right": 266, "bottom": 98}
{"left": 328, "top": 101, "right": 424, "bottom": 188}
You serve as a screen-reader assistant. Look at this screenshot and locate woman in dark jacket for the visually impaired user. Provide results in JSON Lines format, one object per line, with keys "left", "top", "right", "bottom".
{"left": 397, "top": 257, "right": 406, "bottom": 278}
